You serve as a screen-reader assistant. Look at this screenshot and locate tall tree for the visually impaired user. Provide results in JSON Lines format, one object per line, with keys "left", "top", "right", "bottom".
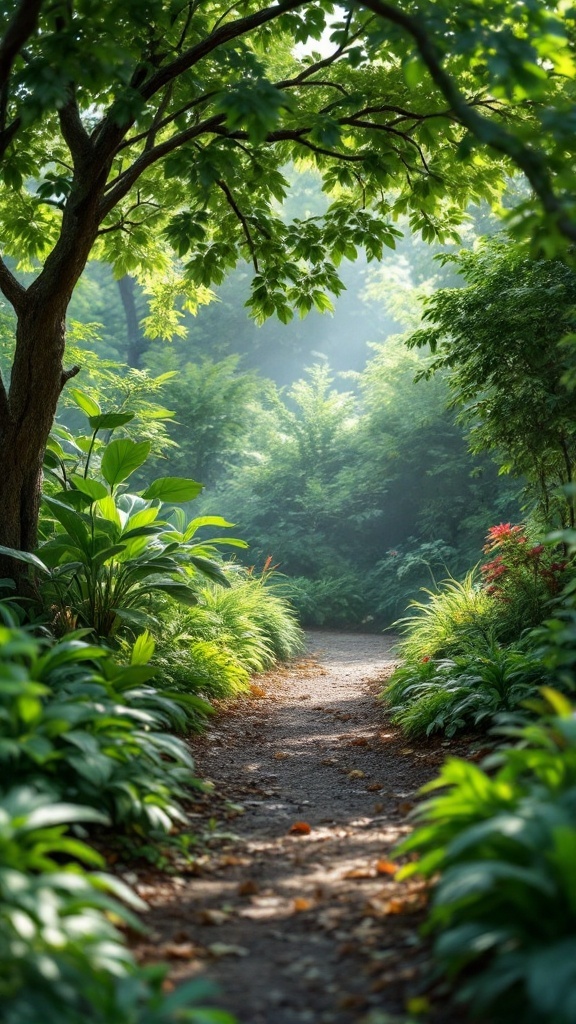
{"left": 0, "top": 0, "right": 573, "bottom": 571}
{"left": 409, "top": 239, "right": 576, "bottom": 528}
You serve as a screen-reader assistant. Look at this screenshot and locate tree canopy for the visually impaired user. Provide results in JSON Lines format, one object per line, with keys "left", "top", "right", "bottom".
{"left": 0, "top": 0, "right": 575, "bottom": 560}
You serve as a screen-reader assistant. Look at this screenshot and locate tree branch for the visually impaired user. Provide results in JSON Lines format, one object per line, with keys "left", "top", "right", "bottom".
{"left": 216, "top": 178, "right": 259, "bottom": 271}
{"left": 91, "top": 0, "right": 308, "bottom": 154}
{"left": 0, "top": 0, "right": 43, "bottom": 92}
{"left": 58, "top": 92, "right": 93, "bottom": 166}
{"left": 356, "top": 0, "right": 576, "bottom": 241}
{"left": 60, "top": 364, "right": 81, "bottom": 390}
{"left": 0, "top": 255, "right": 26, "bottom": 313}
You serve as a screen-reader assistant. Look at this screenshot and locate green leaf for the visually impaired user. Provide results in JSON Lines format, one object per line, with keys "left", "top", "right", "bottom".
{"left": 150, "top": 582, "right": 199, "bottom": 605}
{"left": 131, "top": 630, "right": 156, "bottom": 665}
{"left": 141, "top": 477, "right": 204, "bottom": 502}
{"left": 70, "top": 474, "right": 109, "bottom": 501}
{"left": 101, "top": 439, "right": 151, "bottom": 488}
{"left": 88, "top": 412, "right": 135, "bottom": 430}
{"left": 69, "top": 388, "right": 101, "bottom": 418}
{"left": 0, "top": 545, "right": 49, "bottom": 574}
{"left": 96, "top": 494, "right": 123, "bottom": 529}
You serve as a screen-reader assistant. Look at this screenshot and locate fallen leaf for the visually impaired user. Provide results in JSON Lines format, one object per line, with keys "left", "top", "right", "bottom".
{"left": 343, "top": 867, "right": 375, "bottom": 879}
{"left": 288, "top": 821, "right": 311, "bottom": 835}
{"left": 348, "top": 769, "right": 365, "bottom": 779}
{"left": 161, "top": 942, "right": 201, "bottom": 959}
{"left": 385, "top": 897, "right": 422, "bottom": 915}
{"left": 366, "top": 782, "right": 384, "bottom": 791}
{"left": 376, "top": 860, "right": 398, "bottom": 876}
{"left": 350, "top": 737, "right": 369, "bottom": 747}
{"left": 274, "top": 751, "right": 289, "bottom": 760}
{"left": 237, "top": 879, "right": 259, "bottom": 896}
{"left": 293, "top": 897, "right": 313, "bottom": 912}
{"left": 249, "top": 683, "right": 267, "bottom": 698}
{"left": 398, "top": 801, "right": 415, "bottom": 814}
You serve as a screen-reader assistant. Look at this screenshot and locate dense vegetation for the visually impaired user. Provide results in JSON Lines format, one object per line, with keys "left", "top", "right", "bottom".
{"left": 1, "top": 1, "right": 576, "bottom": 1022}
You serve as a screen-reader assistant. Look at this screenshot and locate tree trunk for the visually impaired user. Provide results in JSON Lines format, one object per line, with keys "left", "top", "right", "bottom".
{"left": 117, "top": 274, "right": 147, "bottom": 369}
{"left": 0, "top": 298, "right": 69, "bottom": 583}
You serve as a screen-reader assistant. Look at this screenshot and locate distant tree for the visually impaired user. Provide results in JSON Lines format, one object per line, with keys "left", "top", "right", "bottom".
{"left": 409, "top": 239, "right": 576, "bottom": 527}
{"left": 0, "top": 0, "right": 574, "bottom": 574}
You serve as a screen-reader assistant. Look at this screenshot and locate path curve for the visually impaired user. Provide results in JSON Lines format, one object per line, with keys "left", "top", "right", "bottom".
{"left": 133, "top": 631, "right": 457, "bottom": 1024}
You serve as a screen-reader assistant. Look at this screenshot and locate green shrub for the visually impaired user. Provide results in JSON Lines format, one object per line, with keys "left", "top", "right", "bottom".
{"left": 154, "top": 623, "right": 251, "bottom": 700}
{"left": 0, "top": 787, "right": 235, "bottom": 1024}
{"left": 384, "top": 643, "right": 545, "bottom": 738}
{"left": 0, "top": 625, "right": 207, "bottom": 832}
{"left": 153, "top": 571, "right": 303, "bottom": 698}
{"left": 287, "top": 572, "right": 368, "bottom": 627}
{"left": 398, "top": 692, "right": 576, "bottom": 1024}
{"left": 2, "top": 402, "right": 247, "bottom": 640}
{"left": 480, "top": 522, "right": 572, "bottom": 642}
{"left": 395, "top": 570, "right": 498, "bottom": 662}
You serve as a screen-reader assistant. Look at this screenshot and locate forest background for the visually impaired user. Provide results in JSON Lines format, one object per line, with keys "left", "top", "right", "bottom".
{"left": 0, "top": 170, "right": 524, "bottom": 630}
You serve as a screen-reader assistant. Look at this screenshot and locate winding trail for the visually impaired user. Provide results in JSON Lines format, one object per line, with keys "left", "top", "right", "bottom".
{"left": 134, "top": 631, "right": 458, "bottom": 1023}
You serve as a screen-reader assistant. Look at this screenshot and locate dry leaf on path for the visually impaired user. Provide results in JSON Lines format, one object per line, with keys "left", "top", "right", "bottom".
{"left": 348, "top": 769, "right": 365, "bottom": 779}
{"left": 375, "top": 860, "right": 398, "bottom": 876}
{"left": 343, "top": 866, "right": 376, "bottom": 879}
{"left": 366, "top": 782, "right": 384, "bottom": 791}
{"left": 161, "top": 942, "right": 203, "bottom": 960}
{"left": 199, "top": 909, "right": 229, "bottom": 926}
{"left": 288, "top": 821, "right": 311, "bottom": 835}
{"left": 237, "top": 879, "right": 259, "bottom": 896}
{"left": 293, "top": 897, "right": 313, "bottom": 912}
{"left": 274, "top": 751, "right": 289, "bottom": 760}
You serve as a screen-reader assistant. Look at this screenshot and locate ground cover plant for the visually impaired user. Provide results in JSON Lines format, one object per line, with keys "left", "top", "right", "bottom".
{"left": 153, "top": 568, "right": 304, "bottom": 699}
{"left": 398, "top": 690, "right": 576, "bottom": 1024}
{"left": 0, "top": 787, "right": 235, "bottom": 1024}
{"left": 383, "top": 523, "right": 575, "bottom": 739}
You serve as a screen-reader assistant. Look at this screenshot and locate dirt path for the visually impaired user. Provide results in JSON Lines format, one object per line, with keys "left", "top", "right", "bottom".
{"left": 133, "top": 631, "right": 460, "bottom": 1023}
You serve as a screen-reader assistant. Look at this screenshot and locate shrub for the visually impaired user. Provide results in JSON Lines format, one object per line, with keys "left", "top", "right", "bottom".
{"left": 398, "top": 692, "right": 576, "bottom": 1024}
{"left": 153, "top": 571, "right": 303, "bottom": 698}
{"left": 480, "top": 522, "right": 571, "bottom": 641}
{"left": 394, "top": 570, "right": 498, "bottom": 663}
{"left": 0, "top": 625, "right": 207, "bottom": 832}
{"left": 0, "top": 787, "right": 235, "bottom": 1024}
{"left": 384, "top": 643, "right": 544, "bottom": 738}
{"left": 286, "top": 572, "right": 368, "bottom": 627}
{"left": 2, "top": 403, "right": 247, "bottom": 640}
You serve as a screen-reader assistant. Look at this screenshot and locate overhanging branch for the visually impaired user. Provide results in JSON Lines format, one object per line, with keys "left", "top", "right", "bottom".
{"left": 356, "top": 0, "right": 576, "bottom": 241}
{"left": 0, "top": 0, "right": 43, "bottom": 91}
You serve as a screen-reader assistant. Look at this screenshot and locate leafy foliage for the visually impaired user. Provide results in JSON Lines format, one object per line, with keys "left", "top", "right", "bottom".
{"left": 0, "top": 788, "right": 235, "bottom": 1024}
{"left": 385, "top": 643, "right": 545, "bottom": 738}
{"left": 0, "top": 624, "right": 207, "bottom": 832}
{"left": 409, "top": 240, "right": 576, "bottom": 527}
{"left": 153, "top": 569, "right": 304, "bottom": 698}
{"left": 9, "top": 402, "right": 247, "bottom": 639}
{"left": 398, "top": 694, "right": 576, "bottom": 1024}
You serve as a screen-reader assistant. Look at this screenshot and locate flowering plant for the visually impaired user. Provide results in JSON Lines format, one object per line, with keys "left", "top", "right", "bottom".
{"left": 480, "top": 524, "right": 570, "bottom": 631}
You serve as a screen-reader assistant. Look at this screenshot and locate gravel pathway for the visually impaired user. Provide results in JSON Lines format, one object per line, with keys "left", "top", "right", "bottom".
{"left": 133, "top": 631, "right": 461, "bottom": 1024}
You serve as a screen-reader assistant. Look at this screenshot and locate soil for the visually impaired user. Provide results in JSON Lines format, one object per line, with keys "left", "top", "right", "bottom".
{"left": 129, "top": 631, "right": 473, "bottom": 1024}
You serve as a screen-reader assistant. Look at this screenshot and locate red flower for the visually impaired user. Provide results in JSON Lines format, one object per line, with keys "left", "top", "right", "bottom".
{"left": 422, "top": 656, "right": 431, "bottom": 663}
